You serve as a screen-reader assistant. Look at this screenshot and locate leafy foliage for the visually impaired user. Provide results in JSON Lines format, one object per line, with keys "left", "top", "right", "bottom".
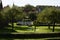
{"left": 37, "top": 7, "right": 60, "bottom": 23}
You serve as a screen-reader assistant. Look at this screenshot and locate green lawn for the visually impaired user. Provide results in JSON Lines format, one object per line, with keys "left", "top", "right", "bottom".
{"left": 0, "top": 23, "right": 60, "bottom": 40}
{"left": 7, "top": 23, "right": 60, "bottom": 33}
{"left": 0, "top": 23, "right": 60, "bottom": 33}
{"left": 0, "top": 38, "right": 60, "bottom": 40}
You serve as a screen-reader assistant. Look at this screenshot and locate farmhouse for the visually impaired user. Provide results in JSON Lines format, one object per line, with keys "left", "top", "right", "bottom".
{"left": 17, "top": 21, "right": 33, "bottom": 25}
{"left": 17, "top": 16, "right": 33, "bottom": 25}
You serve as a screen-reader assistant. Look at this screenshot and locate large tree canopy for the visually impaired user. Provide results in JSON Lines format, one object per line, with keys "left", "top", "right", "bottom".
{"left": 37, "top": 7, "right": 60, "bottom": 23}
{"left": 23, "top": 4, "right": 34, "bottom": 12}
{"left": 0, "top": 5, "right": 25, "bottom": 30}
{"left": 37, "top": 7, "right": 60, "bottom": 32}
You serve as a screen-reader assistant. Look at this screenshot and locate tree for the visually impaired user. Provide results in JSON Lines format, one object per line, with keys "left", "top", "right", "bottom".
{"left": 0, "top": 12, "right": 3, "bottom": 28}
{"left": 3, "top": 9, "right": 14, "bottom": 31}
{"left": 29, "top": 13, "right": 37, "bottom": 32}
{"left": 0, "top": 5, "right": 11, "bottom": 29}
{"left": 0, "top": 10, "right": 9, "bottom": 29}
{"left": 3, "top": 5, "right": 24, "bottom": 31}
{"left": 23, "top": 4, "right": 34, "bottom": 16}
{"left": 37, "top": 7, "right": 60, "bottom": 32}
{"left": 29, "top": 13, "right": 37, "bottom": 21}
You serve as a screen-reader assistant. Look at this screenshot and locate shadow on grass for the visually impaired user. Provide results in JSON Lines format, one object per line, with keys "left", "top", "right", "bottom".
{"left": 0, "top": 38, "right": 14, "bottom": 40}
{"left": 45, "top": 28, "right": 60, "bottom": 32}
{"left": 0, "top": 29, "right": 17, "bottom": 33}
{"left": 0, "top": 38, "right": 34, "bottom": 40}
{"left": 0, "top": 38, "right": 60, "bottom": 40}
{"left": 54, "top": 29, "right": 60, "bottom": 32}
{"left": 0, "top": 26, "right": 17, "bottom": 33}
{"left": 14, "top": 26, "right": 33, "bottom": 31}
{"left": 46, "top": 39, "right": 60, "bottom": 40}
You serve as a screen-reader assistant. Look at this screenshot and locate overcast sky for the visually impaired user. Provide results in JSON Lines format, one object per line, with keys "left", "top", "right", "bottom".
{"left": 2, "top": 0, "right": 60, "bottom": 7}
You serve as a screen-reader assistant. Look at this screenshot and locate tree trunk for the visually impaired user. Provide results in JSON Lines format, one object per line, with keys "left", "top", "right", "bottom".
{"left": 48, "top": 23, "right": 50, "bottom": 29}
{"left": 12, "top": 19, "right": 14, "bottom": 31}
{"left": 34, "top": 25, "right": 36, "bottom": 32}
{"left": 12, "top": 14, "right": 14, "bottom": 31}
{"left": 48, "top": 26, "right": 50, "bottom": 29}
{"left": 52, "top": 22, "right": 55, "bottom": 32}
{"left": 12, "top": 22, "right": 14, "bottom": 30}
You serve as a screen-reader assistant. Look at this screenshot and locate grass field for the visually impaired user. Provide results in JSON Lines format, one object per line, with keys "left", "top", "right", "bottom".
{"left": 0, "top": 23, "right": 60, "bottom": 33}
{"left": 0, "top": 38, "right": 60, "bottom": 40}
{"left": 5, "top": 23, "right": 60, "bottom": 33}
{"left": 0, "top": 23, "right": 60, "bottom": 40}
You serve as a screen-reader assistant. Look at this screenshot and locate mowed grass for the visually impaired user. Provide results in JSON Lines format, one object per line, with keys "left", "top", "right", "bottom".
{"left": 0, "top": 23, "right": 60, "bottom": 40}
{"left": 0, "top": 39, "right": 51, "bottom": 40}
{"left": 7, "top": 23, "right": 60, "bottom": 33}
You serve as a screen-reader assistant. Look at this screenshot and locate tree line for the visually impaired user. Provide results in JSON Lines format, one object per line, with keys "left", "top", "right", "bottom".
{"left": 0, "top": 4, "right": 60, "bottom": 32}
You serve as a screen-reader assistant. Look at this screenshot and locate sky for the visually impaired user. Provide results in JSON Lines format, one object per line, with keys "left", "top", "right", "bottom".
{"left": 2, "top": 0, "right": 60, "bottom": 7}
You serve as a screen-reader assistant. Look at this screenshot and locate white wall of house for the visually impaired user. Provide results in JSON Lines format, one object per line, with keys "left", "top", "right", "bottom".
{"left": 17, "top": 21, "right": 33, "bottom": 25}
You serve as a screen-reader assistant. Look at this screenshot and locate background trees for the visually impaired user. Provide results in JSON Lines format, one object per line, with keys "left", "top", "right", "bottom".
{"left": 0, "top": 6, "right": 11, "bottom": 29}
{"left": 23, "top": 4, "right": 35, "bottom": 16}
{"left": 37, "top": 7, "right": 60, "bottom": 32}
{"left": 0, "top": 4, "right": 60, "bottom": 32}
{"left": 0, "top": 12, "right": 4, "bottom": 28}
{"left": 1, "top": 5, "right": 25, "bottom": 31}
